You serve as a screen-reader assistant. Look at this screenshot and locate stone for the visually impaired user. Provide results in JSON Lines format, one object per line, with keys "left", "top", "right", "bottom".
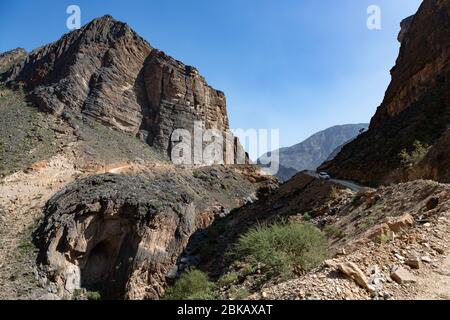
{"left": 0, "top": 48, "right": 26, "bottom": 75}
{"left": 337, "top": 262, "right": 370, "bottom": 290}
{"left": 421, "top": 256, "right": 432, "bottom": 263}
{"left": 405, "top": 256, "right": 422, "bottom": 269}
{"left": 39, "top": 293, "right": 61, "bottom": 301}
{"left": 432, "top": 246, "right": 445, "bottom": 254}
{"left": 387, "top": 213, "right": 414, "bottom": 233}
{"left": 390, "top": 267, "right": 416, "bottom": 284}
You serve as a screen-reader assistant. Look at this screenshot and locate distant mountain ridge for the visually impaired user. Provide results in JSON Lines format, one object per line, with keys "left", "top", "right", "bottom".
{"left": 259, "top": 124, "right": 368, "bottom": 181}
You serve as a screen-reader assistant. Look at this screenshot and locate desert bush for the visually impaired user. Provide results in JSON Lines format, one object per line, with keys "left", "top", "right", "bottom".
{"left": 323, "top": 224, "right": 344, "bottom": 239}
{"left": 330, "top": 186, "right": 340, "bottom": 199}
{"left": 399, "top": 140, "right": 430, "bottom": 166}
{"left": 302, "top": 212, "right": 312, "bottom": 221}
{"left": 86, "top": 291, "right": 102, "bottom": 300}
{"left": 217, "top": 272, "right": 239, "bottom": 288}
{"left": 163, "top": 269, "right": 215, "bottom": 300}
{"left": 233, "top": 222, "right": 328, "bottom": 279}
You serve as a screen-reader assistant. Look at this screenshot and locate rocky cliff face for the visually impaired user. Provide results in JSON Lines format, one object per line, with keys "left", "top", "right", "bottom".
{"left": 0, "top": 48, "right": 27, "bottom": 75}
{"left": 1, "top": 15, "right": 243, "bottom": 163}
{"left": 320, "top": 0, "right": 450, "bottom": 185}
{"left": 33, "top": 167, "right": 276, "bottom": 300}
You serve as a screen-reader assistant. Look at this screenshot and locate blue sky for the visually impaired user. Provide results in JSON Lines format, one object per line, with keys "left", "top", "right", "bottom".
{"left": 0, "top": 0, "right": 422, "bottom": 156}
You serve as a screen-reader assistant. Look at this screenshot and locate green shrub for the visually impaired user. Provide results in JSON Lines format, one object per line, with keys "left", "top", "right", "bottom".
{"left": 399, "top": 140, "right": 430, "bottom": 166}
{"left": 227, "top": 286, "right": 251, "bottom": 300}
{"left": 86, "top": 291, "right": 102, "bottom": 300}
{"left": 217, "top": 272, "right": 239, "bottom": 288}
{"left": 163, "top": 269, "right": 215, "bottom": 300}
{"left": 233, "top": 222, "right": 328, "bottom": 279}
{"left": 302, "top": 212, "right": 312, "bottom": 221}
{"left": 323, "top": 224, "right": 344, "bottom": 239}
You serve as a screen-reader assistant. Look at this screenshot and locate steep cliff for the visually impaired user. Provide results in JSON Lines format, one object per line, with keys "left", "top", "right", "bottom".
{"left": 1, "top": 15, "right": 243, "bottom": 163}
{"left": 0, "top": 48, "right": 27, "bottom": 75}
{"left": 320, "top": 0, "right": 450, "bottom": 185}
{"left": 33, "top": 167, "right": 275, "bottom": 300}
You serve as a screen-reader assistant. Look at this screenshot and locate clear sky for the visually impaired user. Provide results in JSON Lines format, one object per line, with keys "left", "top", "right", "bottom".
{"left": 0, "top": 0, "right": 422, "bottom": 157}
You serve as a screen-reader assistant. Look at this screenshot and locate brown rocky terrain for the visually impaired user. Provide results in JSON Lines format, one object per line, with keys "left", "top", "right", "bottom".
{"left": 33, "top": 165, "right": 273, "bottom": 300}
{"left": 0, "top": 48, "right": 26, "bottom": 75}
{"left": 191, "top": 172, "right": 347, "bottom": 276}
{"left": 0, "top": 86, "right": 274, "bottom": 300}
{"left": 249, "top": 179, "right": 450, "bottom": 300}
{"left": 1, "top": 0, "right": 449, "bottom": 302}
{"left": 320, "top": 0, "right": 450, "bottom": 186}
{"left": 0, "top": 17, "right": 271, "bottom": 300}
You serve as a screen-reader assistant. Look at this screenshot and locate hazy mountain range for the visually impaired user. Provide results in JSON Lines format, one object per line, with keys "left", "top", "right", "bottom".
{"left": 258, "top": 123, "right": 368, "bottom": 181}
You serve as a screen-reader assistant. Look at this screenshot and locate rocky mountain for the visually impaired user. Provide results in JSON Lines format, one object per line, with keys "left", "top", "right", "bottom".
{"left": 33, "top": 166, "right": 274, "bottom": 300}
{"left": 258, "top": 124, "right": 368, "bottom": 181}
{"left": 1, "top": 0, "right": 449, "bottom": 302}
{"left": 1, "top": 15, "right": 246, "bottom": 163}
{"left": 0, "top": 48, "right": 26, "bottom": 74}
{"left": 320, "top": 0, "right": 450, "bottom": 186}
{"left": 0, "top": 16, "right": 272, "bottom": 300}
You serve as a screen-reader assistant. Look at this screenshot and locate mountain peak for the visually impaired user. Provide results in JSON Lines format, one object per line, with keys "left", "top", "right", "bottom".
{"left": 1, "top": 15, "right": 244, "bottom": 165}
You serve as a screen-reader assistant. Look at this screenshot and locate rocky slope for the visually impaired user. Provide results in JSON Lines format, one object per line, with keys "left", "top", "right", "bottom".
{"left": 191, "top": 172, "right": 347, "bottom": 276}
{"left": 259, "top": 124, "right": 367, "bottom": 182}
{"left": 0, "top": 48, "right": 26, "bottom": 75}
{"left": 1, "top": 15, "right": 245, "bottom": 163}
{"left": 251, "top": 179, "right": 450, "bottom": 300}
{"left": 320, "top": 0, "right": 450, "bottom": 185}
{"left": 33, "top": 166, "right": 274, "bottom": 300}
{"left": 0, "top": 17, "right": 269, "bottom": 300}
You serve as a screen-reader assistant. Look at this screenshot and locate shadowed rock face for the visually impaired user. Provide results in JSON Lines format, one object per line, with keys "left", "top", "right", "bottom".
{"left": 320, "top": 0, "right": 450, "bottom": 185}
{"left": 33, "top": 167, "right": 276, "bottom": 300}
{"left": 2, "top": 15, "right": 244, "bottom": 162}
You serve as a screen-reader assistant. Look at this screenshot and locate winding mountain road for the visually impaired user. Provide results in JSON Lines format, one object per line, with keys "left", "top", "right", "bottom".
{"left": 304, "top": 170, "right": 364, "bottom": 192}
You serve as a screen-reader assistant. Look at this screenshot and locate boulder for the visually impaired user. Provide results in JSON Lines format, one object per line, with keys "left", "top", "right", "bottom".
{"left": 337, "top": 262, "right": 370, "bottom": 290}
{"left": 390, "top": 267, "right": 416, "bottom": 284}
{"left": 405, "top": 256, "right": 422, "bottom": 269}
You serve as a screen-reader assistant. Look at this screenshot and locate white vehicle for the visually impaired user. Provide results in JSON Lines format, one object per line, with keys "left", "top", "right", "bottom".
{"left": 318, "top": 172, "right": 331, "bottom": 180}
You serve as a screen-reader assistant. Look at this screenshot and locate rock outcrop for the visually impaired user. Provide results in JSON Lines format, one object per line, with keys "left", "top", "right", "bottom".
{"left": 320, "top": 0, "right": 450, "bottom": 185}
{"left": 0, "top": 48, "right": 27, "bottom": 75}
{"left": 2, "top": 15, "right": 245, "bottom": 163}
{"left": 33, "top": 167, "right": 276, "bottom": 300}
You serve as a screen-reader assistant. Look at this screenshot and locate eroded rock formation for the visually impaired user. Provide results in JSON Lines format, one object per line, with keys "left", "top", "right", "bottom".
{"left": 33, "top": 167, "right": 276, "bottom": 300}
{"left": 320, "top": 0, "right": 450, "bottom": 185}
{"left": 0, "top": 48, "right": 27, "bottom": 75}
{"left": 1, "top": 15, "right": 245, "bottom": 163}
